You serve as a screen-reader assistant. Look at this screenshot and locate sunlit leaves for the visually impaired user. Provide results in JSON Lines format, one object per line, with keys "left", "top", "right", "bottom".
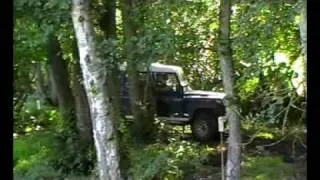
{"left": 15, "top": 0, "right": 71, "bottom": 26}
{"left": 139, "top": 0, "right": 221, "bottom": 90}
{"left": 231, "top": 1, "right": 301, "bottom": 94}
{"left": 13, "top": 0, "right": 305, "bottom": 129}
{"left": 95, "top": 37, "right": 122, "bottom": 69}
{"left": 14, "top": 16, "right": 47, "bottom": 95}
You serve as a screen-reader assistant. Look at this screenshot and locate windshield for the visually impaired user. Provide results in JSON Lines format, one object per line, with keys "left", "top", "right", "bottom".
{"left": 177, "top": 69, "right": 192, "bottom": 91}
{"left": 177, "top": 69, "right": 186, "bottom": 85}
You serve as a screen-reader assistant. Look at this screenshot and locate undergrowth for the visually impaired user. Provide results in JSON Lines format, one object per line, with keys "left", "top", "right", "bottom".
{"left": 14, "top": 115, "right": 306, "bottom": 180}
{"left": 127, "top": 139, "right": 217, "bottom": 180}
{"left": 241, "top": 156, "right": 296, "bottom": 180}
{"left": 14, "top": 98, "right": 95, "bottom": 179}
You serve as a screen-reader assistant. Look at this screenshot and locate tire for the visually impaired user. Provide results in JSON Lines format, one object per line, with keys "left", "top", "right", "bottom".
{"left": 191, "top": 112, "right": 218, "bottom": 141}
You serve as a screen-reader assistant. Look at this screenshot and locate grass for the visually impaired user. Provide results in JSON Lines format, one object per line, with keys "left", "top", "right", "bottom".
{"left": 13, "top": 130, "right": 65, "bottom": 179}
{"left": 14, "top": 130, "right": 94, "bottom": 179}
{"left": 14, "top": 130, "right": 57, "bottom": 166}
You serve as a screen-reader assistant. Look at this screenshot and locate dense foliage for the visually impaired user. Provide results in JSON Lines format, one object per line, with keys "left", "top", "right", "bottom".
{"left": 14, "top": 0, "right": 306, "bottom": 179}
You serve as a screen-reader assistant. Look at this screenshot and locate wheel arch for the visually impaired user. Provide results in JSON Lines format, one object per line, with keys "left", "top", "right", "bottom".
{"left": 190, "top": 108, "right": 216, "bottom": 123}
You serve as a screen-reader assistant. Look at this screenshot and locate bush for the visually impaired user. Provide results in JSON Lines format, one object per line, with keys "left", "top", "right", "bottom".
{"left": 51, "top": 137, "right": 96, "bottom": 175}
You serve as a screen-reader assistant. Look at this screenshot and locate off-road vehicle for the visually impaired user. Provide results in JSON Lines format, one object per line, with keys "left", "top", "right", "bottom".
{"left": 119, "top": 63, "right": 226, "bottom": 141}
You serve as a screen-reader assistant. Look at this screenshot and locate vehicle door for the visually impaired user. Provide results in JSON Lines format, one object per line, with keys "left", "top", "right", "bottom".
{"left": 153, "top": 72, "right": 183, "bottom": 118}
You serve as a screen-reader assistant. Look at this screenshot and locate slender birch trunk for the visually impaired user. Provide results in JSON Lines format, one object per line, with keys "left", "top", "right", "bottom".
{"left": 71, "top": 0, "right": 122, "bottom": 179}
{"left": 218, "top": 0, "right": 241, "bottom": 179}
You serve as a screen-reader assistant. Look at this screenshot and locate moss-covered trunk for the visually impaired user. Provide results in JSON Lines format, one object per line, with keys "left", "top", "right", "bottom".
{"left": 99, "top": 0, "right": 121, "bottom": 123}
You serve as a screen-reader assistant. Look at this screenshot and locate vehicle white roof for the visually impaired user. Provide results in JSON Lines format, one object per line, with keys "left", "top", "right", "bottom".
{"left": 149, "top": 63, "right": 182, "bottom": 73}
{"left": 119, "top": 62, "right": 183, "bottom": 74}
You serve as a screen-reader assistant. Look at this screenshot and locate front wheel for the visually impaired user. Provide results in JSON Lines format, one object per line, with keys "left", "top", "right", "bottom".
{"left": 191, "top": 112, "right": 218, "bottom": 141}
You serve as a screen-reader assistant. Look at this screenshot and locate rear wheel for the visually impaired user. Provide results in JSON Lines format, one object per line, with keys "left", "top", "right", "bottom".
{"left": 191, "top": 112, "right": 218, "bottom": 141}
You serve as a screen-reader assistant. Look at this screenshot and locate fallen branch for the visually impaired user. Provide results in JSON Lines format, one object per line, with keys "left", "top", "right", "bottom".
{"left": 290, "top": 103, "right": 305, "bottom": 112}
{"left": 241, "top": 130, "right": 262, "bottom": 147}
{"left": 245, "top": 129, "right": 298, "bottom": 156}
{"left": 282, "top": 92, "right": 299, "bottom": 135}
{"left": 273, "top": 107, "right": 287, "bottom": 120}
{"left": 261, "top": 129, "right": 296, "bottom": 147}
{"left": 296, "top": 136, "right": 307, "bottom": 149}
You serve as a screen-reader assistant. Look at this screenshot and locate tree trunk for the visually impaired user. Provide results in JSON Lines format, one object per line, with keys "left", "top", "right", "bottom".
{"left": 47, "top": 33, "right": 75, "bottom": 126}
{"left": 121, "top": 0, "right": 143, "bottom": 135}
{"left": 121, "top": 0, "right": 154, "bottom": 142}
{"left": 71, "top": 40, "right": 93, "bottom": 146}
{"left": 300, "top": 0, "right": 307, "bottom": 60}
{"left": 99, "top": 1, "right": 131, "bottom": 177}
{"left": 71, "top": 0, "right": 122, "bottom": 179}
{"left": 100, "top": 0, "right": 116, "bottom": 38}
{"left": 299, "top": 0, "right": 307, "bottom": 98}
{"left": 99, "top": 0, "right": 121, "bottom": 124}
{"left": 35, "top": 61, "right": 46, "bottom": 100}
{"left": 218, "top": 0, "right": 241, "bottom": 180}
{"left": 47, "top": 63, "right": 59, "bottom": 106}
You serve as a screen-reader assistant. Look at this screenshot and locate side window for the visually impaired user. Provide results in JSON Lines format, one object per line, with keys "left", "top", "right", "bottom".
{"left": 167, "top": 74, "right": 178, "bottom": 87}
{"left": 155, "top": 73, "right": 179, "bottom": 93}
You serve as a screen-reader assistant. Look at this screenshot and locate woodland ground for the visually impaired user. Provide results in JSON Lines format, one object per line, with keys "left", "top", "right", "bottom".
{"left": 14, "top": 120, "right": 306, "bottom": 180}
